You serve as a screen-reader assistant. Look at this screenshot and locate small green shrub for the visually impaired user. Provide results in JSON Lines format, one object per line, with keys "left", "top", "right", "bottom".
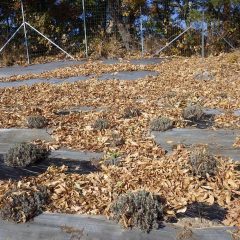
{"left": 150, "top": 117, "right": 173, "bottom": 131}
{"left": 182, "top": 105, "right": 204, "bottom": 122}
{"left": 110, "top": 190, "right": 165, "bottom": 232}
{"left": 103, "top": 151, "right": 121, "bottom": 166}
{"left": 123, "top": 107, "right": 141, "bottom": 118}
{"left": 0, "top": 186, "right": 49, "bottom": 223}
{"left": 189, "top": 145, "right": 218, "bottom": 178}
{"left": 93, "top": 118, "right": 109, "bottom": 130}
{"left": 26, "top": 115, "right": 48, "bottom": 129}
{"left": 4, "top": 142, "right": 50, "bottom": 167}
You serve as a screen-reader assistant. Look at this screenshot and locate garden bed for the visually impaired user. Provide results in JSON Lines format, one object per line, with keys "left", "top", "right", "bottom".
{"left": 0, "top": 52, "right": 239, "bottom": 237}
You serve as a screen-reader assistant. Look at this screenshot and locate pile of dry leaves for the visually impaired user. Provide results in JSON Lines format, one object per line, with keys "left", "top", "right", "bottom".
{"left": 0, "top": 51, "right": 239, "bottom": 228}
{"left": 0, "top": 147, "right": 239, "bottom": 226}
{"left": 0, "top": 61, "right": 156, "bottom": 82}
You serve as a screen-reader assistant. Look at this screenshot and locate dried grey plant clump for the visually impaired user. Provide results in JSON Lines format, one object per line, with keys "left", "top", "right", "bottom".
{"left": 93, "top": 118, "right": 109, "bottom": 130}
{"left": 190, "top": 145, "right": 218, "bottom": 178}
{"left": 110, "top": 190, "right": 165, "bottom": 232}
{"left": 0, "top": 186, "right": 49, "bottom": 223}
{"left": 26, "top": 115, "right": 48, "bottom": 129}
{"left": 123, "top": 107, "right": 141, "bottom": 118}
{"left": 194, "top": 71, "right": 214, "bottom": 81}
{"left": 4, "top": 142, "right": 50, "bottom": 167}
{"left": 150, "top": 117, "right": 174, "bottom": 131}
{"left": 182, "top": 105, "right": 204, "bottom": 122}
{"left": 110, "top": 133, "right": 125, "bottom": 147}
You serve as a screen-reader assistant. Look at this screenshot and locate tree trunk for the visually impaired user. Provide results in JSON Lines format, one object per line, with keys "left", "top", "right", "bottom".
{"left": 107, "top": 0, "right": 133, "bottom": 50}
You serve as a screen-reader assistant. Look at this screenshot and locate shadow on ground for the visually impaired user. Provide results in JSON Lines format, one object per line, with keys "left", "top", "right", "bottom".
{"left": 177, "top": 202, "right": 227, "bottom": 222}
{"left": 0, "top": 154, "right": 99, "bottom": 180}
{"left": 187, "top": 114, "right": 215, "bottom": 129}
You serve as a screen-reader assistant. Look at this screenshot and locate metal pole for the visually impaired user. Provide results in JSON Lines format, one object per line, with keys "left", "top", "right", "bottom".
{"left": 154, "top": 25, "right": 192, "bottom": 56}
{"left": 140, "top": 7, "right": 144, "bottom": 58}
{"left": 216, "top": 32, "right": 235, "bottom": 49}
{"left": 21, "top": 0, "right": 30, "bottom": 64}
{"left": 0, "top": 23, "right": 24, "bottom": 53}
{"left": 221, "top": 37, "right": 235, "bottom": 49}
{"left": 201, "top": 11, "right": 205, "bottom": 58}
{"left": 26, "top": 22, "right": 75, "bottom": 60}
{"left": 82, "top": 0, "right": 88, "bottom": 58}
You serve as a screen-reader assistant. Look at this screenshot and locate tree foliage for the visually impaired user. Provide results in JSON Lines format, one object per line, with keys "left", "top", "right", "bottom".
{"left": 0, "top": 0, "right": 239, "bottom": 58}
